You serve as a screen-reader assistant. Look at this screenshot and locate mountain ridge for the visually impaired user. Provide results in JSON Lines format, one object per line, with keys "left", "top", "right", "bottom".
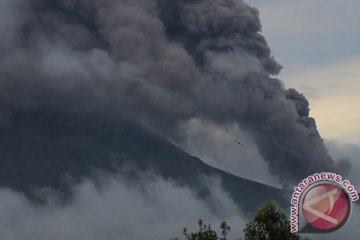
{"left": 0, "top": 111, "right": 288, "bottom": 213}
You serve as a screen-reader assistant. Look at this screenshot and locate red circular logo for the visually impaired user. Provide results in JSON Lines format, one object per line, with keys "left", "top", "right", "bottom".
{"left": 302, "top": 183, "right": 350, "bottom": 231}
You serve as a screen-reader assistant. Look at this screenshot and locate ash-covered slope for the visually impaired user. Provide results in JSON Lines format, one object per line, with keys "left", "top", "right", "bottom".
{"left": 0, "top": 111, "right": 285, "bottom": 212}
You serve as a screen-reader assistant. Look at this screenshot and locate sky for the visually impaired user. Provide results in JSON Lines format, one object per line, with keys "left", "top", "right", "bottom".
{"left": 249, "top": 0, "right": 360, "bottom": 145}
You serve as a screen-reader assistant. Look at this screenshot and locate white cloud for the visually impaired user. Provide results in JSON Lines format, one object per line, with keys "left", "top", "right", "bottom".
{"left": 0, "top": 173, "right": 246, "bottom": 240}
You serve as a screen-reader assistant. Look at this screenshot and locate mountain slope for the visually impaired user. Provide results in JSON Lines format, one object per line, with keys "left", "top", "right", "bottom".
{"left": 0, "top": 111, "right": 287, "bottom": 213}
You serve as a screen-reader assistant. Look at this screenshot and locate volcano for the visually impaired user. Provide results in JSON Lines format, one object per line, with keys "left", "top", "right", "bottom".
{"left": 0, "top": 111, "right": 287, "bottom": 213}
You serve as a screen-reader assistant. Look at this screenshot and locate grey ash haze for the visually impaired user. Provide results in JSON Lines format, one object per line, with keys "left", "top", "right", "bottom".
{"left": 0, "top": 0, "right": 350, "bottom": 185}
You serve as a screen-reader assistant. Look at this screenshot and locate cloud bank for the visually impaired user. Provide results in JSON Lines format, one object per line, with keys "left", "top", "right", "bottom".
{"left": 0, "top": 173, "right": 245, "bottom": 240}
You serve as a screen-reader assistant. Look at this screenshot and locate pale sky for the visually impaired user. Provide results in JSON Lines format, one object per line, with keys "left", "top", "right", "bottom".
{"left": 249, "top": 0, "right": 360, "bottom": 145}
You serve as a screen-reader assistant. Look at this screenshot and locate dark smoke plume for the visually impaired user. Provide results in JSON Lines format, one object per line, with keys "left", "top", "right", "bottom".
{"left": 0, "top": 0, "right": 350, "bottom": 184}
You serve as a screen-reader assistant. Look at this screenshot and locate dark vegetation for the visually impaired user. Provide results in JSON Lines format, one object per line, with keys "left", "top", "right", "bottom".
{"left": 182, "top": 202, "right": 311, "bottom": 240}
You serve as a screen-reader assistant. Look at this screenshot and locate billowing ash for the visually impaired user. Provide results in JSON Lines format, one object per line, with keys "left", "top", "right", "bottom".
{"left": 0, "top": 0, "right": 350, "bottom": 184}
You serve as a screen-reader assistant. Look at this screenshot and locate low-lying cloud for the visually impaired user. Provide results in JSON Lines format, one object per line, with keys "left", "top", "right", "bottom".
{"left": 0, "top": 172, "right": 245, "bottom": 240}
